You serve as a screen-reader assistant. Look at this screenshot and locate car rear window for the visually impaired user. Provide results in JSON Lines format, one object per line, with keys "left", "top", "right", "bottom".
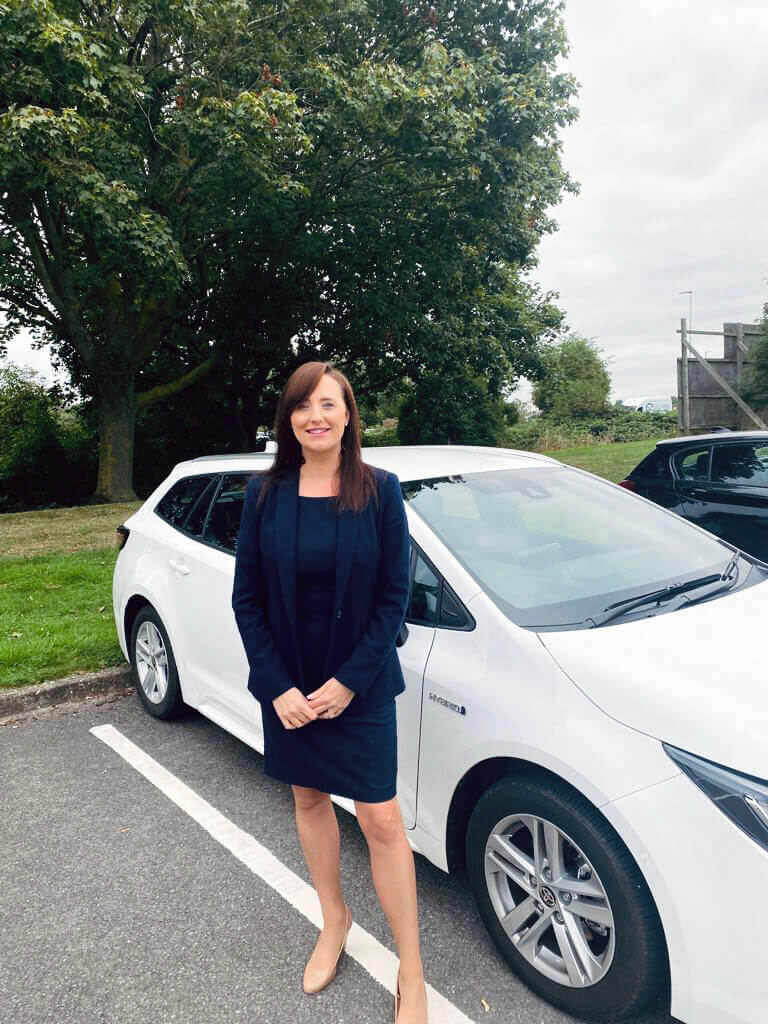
{"left": 633, "top": 449, "right": 672, "bottom": 481}
{"left": 155, "top": 474, "right": 216, "bottom": 529}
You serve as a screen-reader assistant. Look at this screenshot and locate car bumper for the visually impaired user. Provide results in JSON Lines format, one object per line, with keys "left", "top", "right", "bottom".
{"left": 605, "top": 769, "right": 768, "bottom": 1024}
{"left": 112, "top": 561, "right": 129, "bottom": 661}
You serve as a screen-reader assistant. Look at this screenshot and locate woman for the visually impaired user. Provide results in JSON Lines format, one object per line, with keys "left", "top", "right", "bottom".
{"left": 232, "top": 361, "right": 428, "bottom": 1024}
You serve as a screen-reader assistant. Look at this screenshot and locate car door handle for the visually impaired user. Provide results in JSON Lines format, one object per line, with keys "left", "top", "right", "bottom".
{"left": 168, "top": 558, "right": 190, "bottom": 575}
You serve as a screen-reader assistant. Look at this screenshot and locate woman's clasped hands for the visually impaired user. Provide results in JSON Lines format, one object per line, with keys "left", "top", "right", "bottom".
{"left": 272, "top": 677, "right": 354, "bottom": 730}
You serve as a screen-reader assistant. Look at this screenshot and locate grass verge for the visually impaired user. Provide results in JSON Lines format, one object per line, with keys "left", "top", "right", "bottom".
{"left": 543, "top": 438, "right": 657, "bottom": 483}
{"left": 0, "top": 548, "right": 125, "bottom": 689}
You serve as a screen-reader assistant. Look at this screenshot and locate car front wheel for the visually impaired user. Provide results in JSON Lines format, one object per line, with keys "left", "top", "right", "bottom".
{"left": 129, "top": 606, "right": 184, "bottom": 720}
{"left": 466, "top": 774, "right": 666, "bottom": 1021}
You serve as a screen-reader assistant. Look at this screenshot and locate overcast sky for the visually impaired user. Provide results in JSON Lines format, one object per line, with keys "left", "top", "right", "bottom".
{"left": 4, "top": 0, "right": 768, "bottom": 405}
{"left": 526, "top": 0, "right": 768, "bottom": 404}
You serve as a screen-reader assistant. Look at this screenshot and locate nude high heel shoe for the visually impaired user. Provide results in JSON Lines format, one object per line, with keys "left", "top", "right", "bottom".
{"left": 394, "top": 969, "right": 428, "bottom": 1023}
{"left": 302, "top": 904, "right": 352, "bottom": 994}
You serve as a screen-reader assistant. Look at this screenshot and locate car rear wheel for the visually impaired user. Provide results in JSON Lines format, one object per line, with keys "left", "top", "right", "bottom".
{"left": 129, "top": 606, "right": 184, "bottom": 720}
{"left": 466, "top": 774, "right": 666, "bottom": 1021}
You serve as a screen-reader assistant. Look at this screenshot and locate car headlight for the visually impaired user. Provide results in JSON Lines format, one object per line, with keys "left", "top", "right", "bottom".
{"left": 663, "top": 742, "right": 768, "bottom": 853}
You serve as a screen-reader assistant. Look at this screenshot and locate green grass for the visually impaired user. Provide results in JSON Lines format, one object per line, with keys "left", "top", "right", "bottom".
{"left": 0, "top": 500, "right": 142, "bottom": 557}
{"left": 0, "top": 547, "right": 126, "bottom": 688}
{"left": 0, "top": 499, "right": 138, "bottom": 689}
{"left": 0, "top": 439, "right": 660, "bottom": 689}
{"left": 543, "top": 438, "right": 658, "bottom": 483}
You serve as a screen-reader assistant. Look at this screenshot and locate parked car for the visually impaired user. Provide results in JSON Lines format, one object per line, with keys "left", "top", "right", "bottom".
{"left": 113, "top": 446, "right": 768, "bottom": 1024}
{"left": 634, "top": 397, "right": 674, "bottom": 413}
{"left": 620, "top": 430, "right": 768, "bottom": 561}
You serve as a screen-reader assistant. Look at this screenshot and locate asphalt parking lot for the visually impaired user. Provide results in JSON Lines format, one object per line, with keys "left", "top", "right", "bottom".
{"left": 1, "top": 691, "right": 676, "bottom": 1024}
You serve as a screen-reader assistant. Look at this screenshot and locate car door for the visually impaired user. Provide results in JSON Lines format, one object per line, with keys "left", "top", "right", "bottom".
{"left": 395, "top": 542, "right": 477, "bottom": 831}
{"left": 162, "top": 471, "right": 257, "bottom": 737}
{"left": 705, "top": 442, "right": 768, "bottom": 560}
{"left": 673, "top": 444, "right": 715, "bottom": 532}
{"left": 169, "top": 472, "right": 259, "bottom": 733}
{"left": 395, "top": 544, "right": 438, "bottom": 830}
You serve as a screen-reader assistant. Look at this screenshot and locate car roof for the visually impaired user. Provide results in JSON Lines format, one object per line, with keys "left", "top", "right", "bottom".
{"left": 174, "top": 445, "right": 559, "bottom": 484}
{"left": 656, "top": 430, "right": 768, "bottom": 448}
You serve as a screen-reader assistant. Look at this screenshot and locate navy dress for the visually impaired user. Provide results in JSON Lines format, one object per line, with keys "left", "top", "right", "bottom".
{"left": 260, "top": 495, "right": 398, "bottom": 802}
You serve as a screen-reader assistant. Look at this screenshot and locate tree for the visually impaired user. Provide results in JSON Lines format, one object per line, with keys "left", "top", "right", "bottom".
{"left": 397, "top": 364, "right": 506, "bottom": 446}
{"left": 1, "top": 0, "right": 578, "bottom": 500}
{"left": 533, "top": 335, "right": 611, "bottom": 418}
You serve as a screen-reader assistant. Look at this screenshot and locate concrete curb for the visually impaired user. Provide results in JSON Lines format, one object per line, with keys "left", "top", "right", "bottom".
{"left": 0, "top": 665, "right": 134, "bottom": 720}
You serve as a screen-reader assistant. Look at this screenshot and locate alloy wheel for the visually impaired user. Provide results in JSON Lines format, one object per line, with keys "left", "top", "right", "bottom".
{"left": 134, "top": 620, "right": 170, "bottom": 704}
{"left": 484, "top": 813, "right": 616, "bottom": 988}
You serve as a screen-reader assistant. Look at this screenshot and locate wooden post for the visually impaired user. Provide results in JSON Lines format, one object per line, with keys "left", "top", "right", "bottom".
{"left": 681, "top": 317, "right": 690, "bottom": 434}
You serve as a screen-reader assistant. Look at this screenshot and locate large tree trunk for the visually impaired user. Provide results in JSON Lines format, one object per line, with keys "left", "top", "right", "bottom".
{"left": 93, "top": 379, "right": 139, "bottom": 503}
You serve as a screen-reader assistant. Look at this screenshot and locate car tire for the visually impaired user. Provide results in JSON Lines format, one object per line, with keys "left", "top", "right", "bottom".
{"left": 129, "top": 605, "right": 184, "bottom": 720}
{"left": 466, "top": 774, "right": 666, "bottom": 1021}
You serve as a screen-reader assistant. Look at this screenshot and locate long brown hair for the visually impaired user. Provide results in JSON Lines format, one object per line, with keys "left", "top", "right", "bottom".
{"left": 253, "top": 361, "right": 379, "bottom": 514}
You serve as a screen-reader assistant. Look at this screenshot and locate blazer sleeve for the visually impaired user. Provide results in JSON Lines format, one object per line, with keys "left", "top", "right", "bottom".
{"left": 333, "top": 471, "right": 411, "bottom": 699}
{"left": 231, "top": 475, "right": 295, "bottom": 704}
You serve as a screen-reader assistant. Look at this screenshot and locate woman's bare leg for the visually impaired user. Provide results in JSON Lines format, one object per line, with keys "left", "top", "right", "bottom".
{"left": 355, "top": 796, "right": 427, "bottom": 1023}
{"left": 292, "top": 785, "right": 349, "bottom": 976}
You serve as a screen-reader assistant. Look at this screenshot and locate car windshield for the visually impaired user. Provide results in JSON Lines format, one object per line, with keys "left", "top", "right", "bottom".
{"left": 401, "top": 466, "right": 738, "bottom": 630}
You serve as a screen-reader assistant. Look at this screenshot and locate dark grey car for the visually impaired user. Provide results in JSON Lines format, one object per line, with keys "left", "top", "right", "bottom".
{"left": 620, "top": 431, "right": 768, "bottom": 561}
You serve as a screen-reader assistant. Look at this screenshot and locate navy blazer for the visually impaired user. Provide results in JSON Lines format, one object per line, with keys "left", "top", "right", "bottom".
{"left": 231, "top": 463, "right": 411, "bottom": 708}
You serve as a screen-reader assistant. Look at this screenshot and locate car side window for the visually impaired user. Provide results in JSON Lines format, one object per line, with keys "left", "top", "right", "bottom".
{"left": 204, "top": 473, "right": 251, "bottom": 553}
{"left": 406, "top": 546, "right": 473, "bottom": 629}
{"left": 439, "top": 584, "right": 467, "bottom": 628}
{"left": 155, "top": 474, "right": 216, "bottom": 528}
{"left": 711, "top": 443, "right": 768, "bottom": 486}
{"left": 675, "top": 447, "right": 711, "bottom": 481}
{"left": 183, "top": 476, "right": 220, "bottom": 539}
{"left": 408, "top": 551, "right": 440, "bottom": 625}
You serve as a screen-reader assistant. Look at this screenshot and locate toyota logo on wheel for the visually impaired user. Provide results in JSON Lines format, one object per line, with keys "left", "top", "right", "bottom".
{"left": 539, "top": 885, "right": 557, "bottom": 909}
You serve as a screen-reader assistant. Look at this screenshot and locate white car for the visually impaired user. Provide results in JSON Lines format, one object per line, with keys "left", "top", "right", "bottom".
{"left": 112, "top": 446, "right": 768, "bottom": 1024}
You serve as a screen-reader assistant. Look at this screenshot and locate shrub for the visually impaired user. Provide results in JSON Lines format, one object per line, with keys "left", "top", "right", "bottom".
{"left": 362, "top": 425, "right": 400, "bottom": 447}
{"left": 0, "top": 366, "right": 96, "bottom": 511}
{"left": 503, "top": 408, "right": 677, "bottom": 452}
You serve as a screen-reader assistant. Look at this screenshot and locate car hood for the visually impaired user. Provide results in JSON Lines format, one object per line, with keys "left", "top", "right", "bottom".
{"left": 538, "top": 578, "right": 768, "bottom": 781}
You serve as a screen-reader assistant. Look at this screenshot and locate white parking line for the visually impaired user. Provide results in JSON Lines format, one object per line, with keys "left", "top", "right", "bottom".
{"left": 90, "top": 723, "right": 474, "bottom": 1024}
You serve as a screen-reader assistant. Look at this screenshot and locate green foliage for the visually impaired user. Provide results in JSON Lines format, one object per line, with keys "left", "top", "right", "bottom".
{"left": 0, "top": 364, "right": 96, "bottom": 510}
{"left": 741, "top": 303, "right": 768, "bottom": 410}
{"left": 533, "top": 335, "right": 611, "bottom": 418}
{"left": 361, "top": 425, "right": 400, "bottom": 448}
{"left": 503, "top": 407, "right": 677, "bottom": 452}
{"left": 397, "top": 365, "right": 506, "bottom": 445}
{"left": 502, "top": 399, "right": 524, "bottom": 426}
{"left": 0, "top": 0, "right": 579, "bottom": 499}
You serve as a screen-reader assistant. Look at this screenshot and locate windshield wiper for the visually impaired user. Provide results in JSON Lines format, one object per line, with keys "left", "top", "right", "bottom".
{"left": 680, "top": 552, "right": 742, "bottom": 609}
{"left": 584, "top": 554, "right": 742, "bottom": 628}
